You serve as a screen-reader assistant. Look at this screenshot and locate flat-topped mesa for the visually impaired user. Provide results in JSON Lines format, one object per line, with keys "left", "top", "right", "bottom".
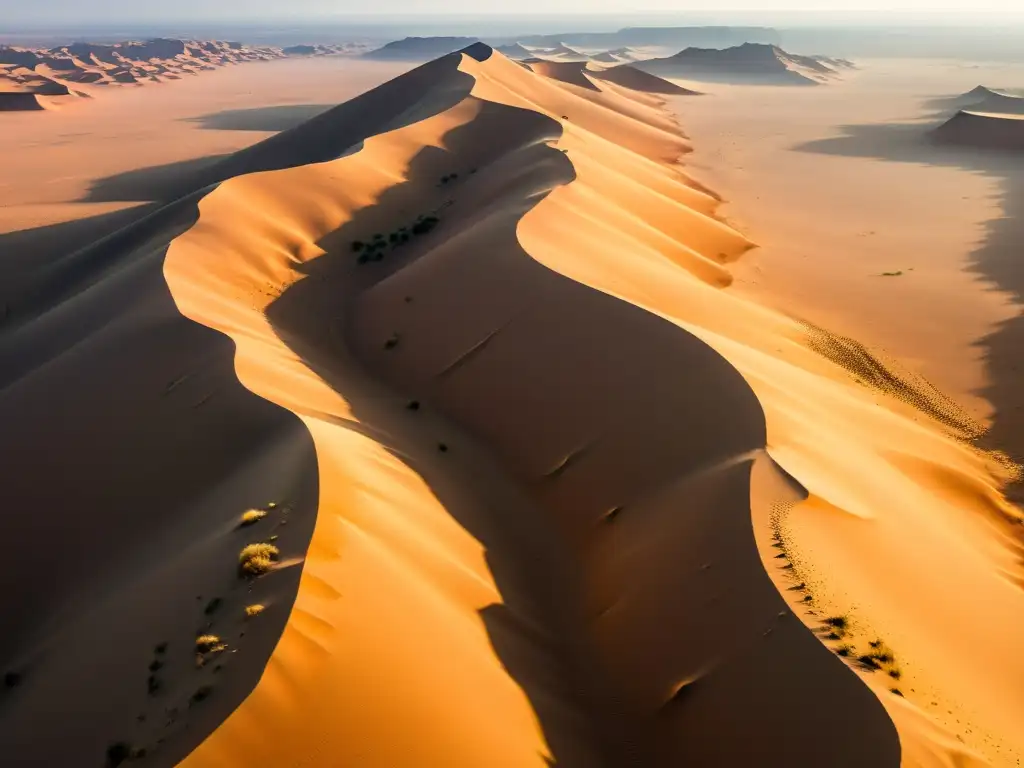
{"left": 636, "top": 42, "right": 845, "bottom": 86}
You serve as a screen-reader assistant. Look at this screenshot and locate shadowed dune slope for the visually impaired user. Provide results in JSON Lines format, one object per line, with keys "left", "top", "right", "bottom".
{"left": 525, "top": 59, "right": 699, "bottom": 97}
{"left": 934, "top": 110, "right": 1024, "bottom": 150}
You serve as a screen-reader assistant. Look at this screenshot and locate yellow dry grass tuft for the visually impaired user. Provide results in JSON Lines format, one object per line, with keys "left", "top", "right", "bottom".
{"left": 239, "top": 509, "right": 267, "bottom": 527}
{"left": 244, "top": 604, "right": 266, "bottom": 618}
{"left": 195, "top": 634, "right": 223, "bottom": 654}
{"left": 239, "top": 543, "right": 280, "bottom": 576}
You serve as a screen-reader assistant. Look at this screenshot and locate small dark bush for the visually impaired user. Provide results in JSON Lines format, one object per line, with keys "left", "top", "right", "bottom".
{"left": 190, "top": 685, "right": 214, "bottom": 706}
{"left": 351, "top": 241, "right": 365, "bottom": 252}
{"left": 204, "top": 597, "right": 222, "bottom": 616}
{"left": 106, "top": 742, "right": 132, "bottom": 767}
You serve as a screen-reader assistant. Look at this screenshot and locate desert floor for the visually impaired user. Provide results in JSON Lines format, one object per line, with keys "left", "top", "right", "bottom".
{"left": 0, "top": 56, "right": 411, "bottom": 256}
{"left": 673, "top": 58, "right": 1024, "bottom": 433}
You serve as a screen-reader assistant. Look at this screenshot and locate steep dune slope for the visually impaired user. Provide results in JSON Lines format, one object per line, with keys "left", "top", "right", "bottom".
{"left": 934, "top": 110, "right": 1024, "bottom": 150}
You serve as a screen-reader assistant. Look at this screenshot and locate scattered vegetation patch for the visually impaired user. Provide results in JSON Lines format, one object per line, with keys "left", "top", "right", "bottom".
{"left": 835, "top": 644, "right": 854, "bottom": 658}
{"left": 857, "top": 654, "right": 882, "bottom": 671}
{"left": 880, "top": 271, "right": 904, "bottom": 277}
{"left": 353, "top": 214, "right": 441, "bottom": 266}
{"left": 890, "top": 688, "right": 904, "bottom": 697}
{"left": 195, "top": 634, "right": 224, "bottom": 654}
{"left": 154, "top": 642, "right": 168, "bottom": 655}
{"left": 823, "top": 616, "right": 849, "bottom": 634}
{"left": 147, "top": 675, "right": 162, "bottom": 696}
{"left": 203, "top": 597, "right": 222, "bottom": 616}
{"left": 438, "top": 443, "right": 449, "bottom": 453}
{"left": 407, "top": 400, "right": 421, "bottom": 411}
{"left": 411, "top": 215, "right": 440, "bottom": 236}
{"left": 244, "top": 604, "right": 266, "bottom": 618}
{"left": 3, "top": 671, "right": 21, "bottom": 688}
{"left": 239, "top": 509, "right": 267, "bottom": 527}
{"left": 867, "top": 639, "right": 894, "bottom": 664}
{"left": 438, "top": 173, "right": 460, "bottom": 186}
{"left": 384, "top": 333, "right": 400, "bottom": 351}
{"left": 148, "top": 660, "right": 163, "bottom": 673}
{"left": 238, "top": 543, "right": 280, "bottom": 577}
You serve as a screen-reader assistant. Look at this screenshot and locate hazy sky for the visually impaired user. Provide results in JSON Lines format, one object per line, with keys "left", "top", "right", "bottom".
{"left": 4, "top": 0, "right": 1024, "bottom": 20}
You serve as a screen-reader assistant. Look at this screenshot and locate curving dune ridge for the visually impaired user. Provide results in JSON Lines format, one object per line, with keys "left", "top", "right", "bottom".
{"left": 2, "top": 43, "right": 1023, "bottom": 768}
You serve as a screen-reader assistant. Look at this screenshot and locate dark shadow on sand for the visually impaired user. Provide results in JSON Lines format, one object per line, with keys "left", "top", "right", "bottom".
{"left": 794, "top": 114, "right": 1024, "bottom": 501}
{"left": 187, "top": 104, "right": 335, "bottom": 132}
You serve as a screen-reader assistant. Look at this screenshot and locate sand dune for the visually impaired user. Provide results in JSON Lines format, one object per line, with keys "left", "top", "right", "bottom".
{"left": 0, "top": 38, "right": 339, "bottom": 111}
{"left": 1, "top": 41, "right": 1022, "bottom": 768}
{"left": 364, "top": 36, "right": 481, "bottom": 61}
{"left": 941, "top": 86, "right": 1024, "bottom": 115}
{"left": 495, "top": 43, "right": 534, "bottom": 60}
{"left": 934, "top": 109, "right": 1024, "bottom": 150}
{"left": 638, "top": 42, "right": 845, "bottom": 86}
{"left": 524, "top": 59, "right": 699, "bottom": 97}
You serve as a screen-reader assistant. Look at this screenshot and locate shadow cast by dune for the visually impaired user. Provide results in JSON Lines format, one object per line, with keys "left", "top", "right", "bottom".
{"left": 82, "top": 156, "right": 232, "bottom": 204}
{"left": 795, "top": 117, "right": 1024, "bottom": 501}
{"left": 258, "top": 91, "right": 901, "bottom": 766}
{"left": 0, "top": 203, "right": 157, "bottom": 314}
{"left": 0, "top": 192, "right": 320, "bottom": 767}
{"left": 188, "top": 104, "right": 335, "bottom": 132}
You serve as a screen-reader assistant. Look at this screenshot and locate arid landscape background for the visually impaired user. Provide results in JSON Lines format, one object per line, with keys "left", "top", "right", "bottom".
{"left": 2, "top": 11, "right": 1024, "bottom": 768}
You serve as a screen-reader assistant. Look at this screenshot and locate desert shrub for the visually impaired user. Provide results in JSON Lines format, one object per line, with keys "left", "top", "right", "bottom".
{"left": 195, "top": 635, "right": 223, "bottom": 654}
{"left": 245, "top": 604, "right": 266, "bottom": 618}
{"left": 239, "top": 509, "right": 267, "bottom": 527}
{"left": 190, "top": 685, "right": 213, "bottom": 705}
{"left": 239, "top": 543, "right": 279, "bottom": 576}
